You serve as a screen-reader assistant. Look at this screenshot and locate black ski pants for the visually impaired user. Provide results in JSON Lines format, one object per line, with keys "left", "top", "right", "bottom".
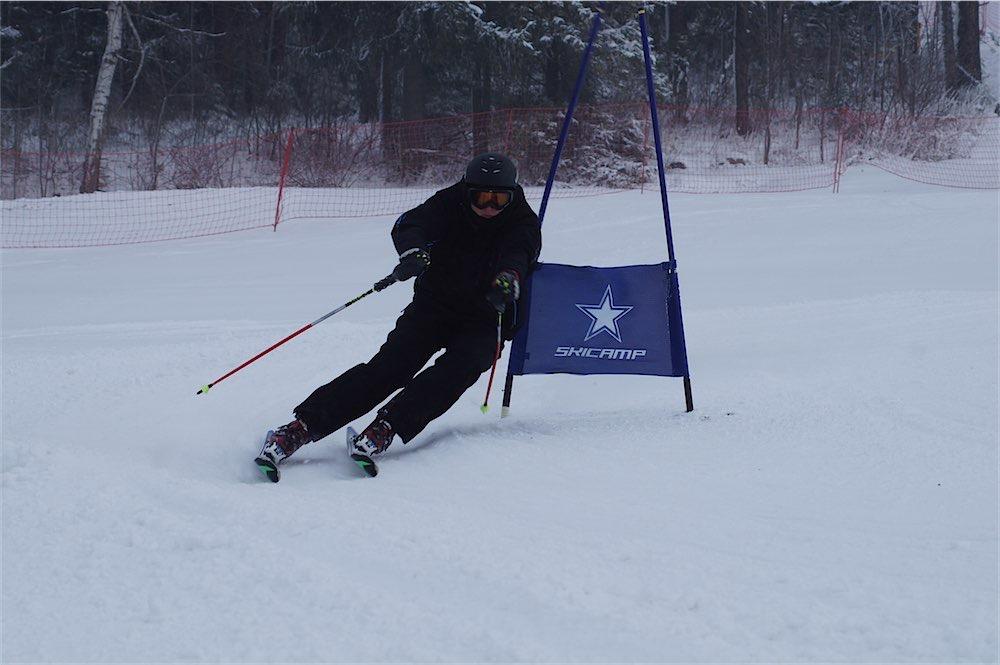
{"left": 294, "top": 298, "right": 500, "bottom": 443}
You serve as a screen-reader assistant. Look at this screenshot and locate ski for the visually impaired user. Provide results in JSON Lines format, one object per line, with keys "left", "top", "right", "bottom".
{"left": 346, "top": 426, "right": 379, "bottom": 477}
{"left": 254, "top": 454, "right": 280, "bottom": 483}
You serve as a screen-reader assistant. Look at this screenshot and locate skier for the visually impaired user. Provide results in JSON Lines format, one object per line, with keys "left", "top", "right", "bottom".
{"left": 255, "top": 153, "right": 541, "bottom": 479}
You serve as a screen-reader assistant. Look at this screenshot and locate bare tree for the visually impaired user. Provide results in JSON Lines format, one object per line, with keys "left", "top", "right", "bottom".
{"left": 471, "top": 3, "right": 493, "bottom": 154}
{"left": 894, "top": 2, "right": 918, "bottom": 116}
{"left": 667, "top": 2, "right": 689, "bottom": 121}
{"left": 941, "top": 1, "right": 959, "bottom": 93}
{"left": 357, "top": 53, "right": 380, "bottom": 123}
{"left": 80, "top": 1, "right": 124, "bottom": 194}
{"left": 763, "top": 2, "right": 781, "bottom": 163}
{"left": 956, "top": 0, "right": 982, "bottom": 86}
{"left": 734, "top": 1, "right": 751, "bottom": 136}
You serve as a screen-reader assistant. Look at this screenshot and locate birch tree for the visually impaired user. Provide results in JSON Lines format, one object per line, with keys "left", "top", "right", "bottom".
{"left": 80, "top": 1, "right": 124, "bottom": 194}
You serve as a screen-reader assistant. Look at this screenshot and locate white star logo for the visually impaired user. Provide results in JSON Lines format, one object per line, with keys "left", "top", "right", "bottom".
{"left": 575, "top": 285, "right": 633, "bottom": 343}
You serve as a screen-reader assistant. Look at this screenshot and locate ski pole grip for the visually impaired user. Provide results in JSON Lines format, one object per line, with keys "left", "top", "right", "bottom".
{"left": 374, "top": 274, "right": 396, "bottom": 292}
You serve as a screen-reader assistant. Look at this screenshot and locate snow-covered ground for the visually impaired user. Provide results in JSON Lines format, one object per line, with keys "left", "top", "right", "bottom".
{"left": 2, "top": 167, "right": 997, "bottom": 662}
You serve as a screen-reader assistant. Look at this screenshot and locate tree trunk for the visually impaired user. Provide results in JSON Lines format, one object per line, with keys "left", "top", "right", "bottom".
{"left": 543, "top": 42, "right": 565, "bottom": 105}
{"left": 668, "top": 2, "right": 689, "bottom": 121}
{"left": 819, "top": 110, "right": 826, "bottom": 163}
{"left": 941, "top": 1, "right": 959, "bottom": 93}
{"left": 876, "top": 3, "right": 886, "bottom": 115}
{"left": 794, "top": 92, "right": 803, "bottom": 149}
{"left": 380, "top": 48, "right": 400, "bottom": 176}
{"left": 472, "top": 50, "right": 492, "bottom": 154}
{"left": 787, "top": 6, "right": 803, "bottom": 148}
{"left": 472, "top": 2, "right": 493, "bottom": 154}
{"left": 763, "top": 3, "right": 779, "bottom": 164}
{"left": 904, "top": 2, "right": 918, "bottom": 114}
{"left": 400, "top": 52, "right": 427, "bottom": 181}
{"left": 827, "top": 9, "right": 843, "bottom": 109}
{"left": 402, "top": 54, "right": 427, "bottom": 120}
{"left": 957, "top": 0, "right": 982, "bottom": 86}
{"left": 80, "top": 0, "right": 124, "bottom": 194}
{"left": 381, "top": 48, "right": 395, "bottom": 123}
{"left": 357, "top": 53, "right": 379, "bottom": 123}
{"left": 894, "top": 3, "right": 918, "bottom": 116}
{"left": 734, "top": 1, "right": 751, "bottom": 137}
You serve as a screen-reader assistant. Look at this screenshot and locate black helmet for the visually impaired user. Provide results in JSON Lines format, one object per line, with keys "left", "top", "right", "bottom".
{"left": 465, "top": 153, "right": 517, "bottom": 190}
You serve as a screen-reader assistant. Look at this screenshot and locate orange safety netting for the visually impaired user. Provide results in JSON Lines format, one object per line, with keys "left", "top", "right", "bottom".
{"left": 2, "top": 104, "right": 996, "bottom": 248}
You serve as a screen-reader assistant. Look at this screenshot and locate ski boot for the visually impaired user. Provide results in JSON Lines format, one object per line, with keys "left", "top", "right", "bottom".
{"left": 255, "top": 418, "right": 311, "bottom": 483}
{"left": 348, "top": 412, "right": 395, "bottom": 477}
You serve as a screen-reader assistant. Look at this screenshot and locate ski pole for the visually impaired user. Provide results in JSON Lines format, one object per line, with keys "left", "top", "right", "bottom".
{"left": 197, "top": 273, "right": 397, "bottom": 395}
{"left": 480, "top": 311, "right": 503, "bottom": 414}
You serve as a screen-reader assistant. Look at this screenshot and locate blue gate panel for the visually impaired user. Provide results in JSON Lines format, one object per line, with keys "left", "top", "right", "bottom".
{"left": 509, "top": 262, "right": 689, "bottom": 378}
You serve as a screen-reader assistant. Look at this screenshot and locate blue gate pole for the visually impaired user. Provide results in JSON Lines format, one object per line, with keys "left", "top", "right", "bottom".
{"left": 502, "top": 8, "right": 602, "bottom": 416}
{"left": 537, "top": 9, "right": 602, "bottom": 226}
{"left": 639, "top": 8, "right": 693, "bottom": 411}
{"left": 639, "top": 8, "right": 676, "bottom": 261}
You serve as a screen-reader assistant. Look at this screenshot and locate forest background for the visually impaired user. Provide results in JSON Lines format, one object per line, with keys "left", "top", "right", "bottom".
{"left": 0, "top": 1, "right": 995, "bottom": 196}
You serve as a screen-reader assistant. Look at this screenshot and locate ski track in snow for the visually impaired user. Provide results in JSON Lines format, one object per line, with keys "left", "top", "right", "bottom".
{"left": 2, "top": 167, "right": 997, "bottom": 661}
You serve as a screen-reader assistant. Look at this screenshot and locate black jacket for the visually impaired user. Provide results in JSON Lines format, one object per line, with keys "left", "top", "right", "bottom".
{"left": 391, "top": 181, "right": 542, "bottom": 338}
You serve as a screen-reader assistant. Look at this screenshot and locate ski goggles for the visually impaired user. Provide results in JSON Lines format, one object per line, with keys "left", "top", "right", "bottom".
{"left": 469, "top": 188, "right": 513, "bottom": 211}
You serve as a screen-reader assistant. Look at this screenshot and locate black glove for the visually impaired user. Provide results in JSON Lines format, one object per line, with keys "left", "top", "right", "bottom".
{"left": 486, "top": 270, "right": 520, "bottom": 313}
{"left": 391, "top": 248, "right": 430, "bottom": 282}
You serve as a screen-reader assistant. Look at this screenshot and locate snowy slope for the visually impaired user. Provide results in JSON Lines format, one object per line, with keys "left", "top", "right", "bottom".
{"left": 2, "top": 168, "right": 997, "bottom": 662}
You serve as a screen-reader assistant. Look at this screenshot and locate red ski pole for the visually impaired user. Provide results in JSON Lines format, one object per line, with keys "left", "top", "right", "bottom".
{"left": 480, "top": 311, "right": 503, "bottom": 414}
{"left": 197, "top": 273, "right": 397, "bottom": 395}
